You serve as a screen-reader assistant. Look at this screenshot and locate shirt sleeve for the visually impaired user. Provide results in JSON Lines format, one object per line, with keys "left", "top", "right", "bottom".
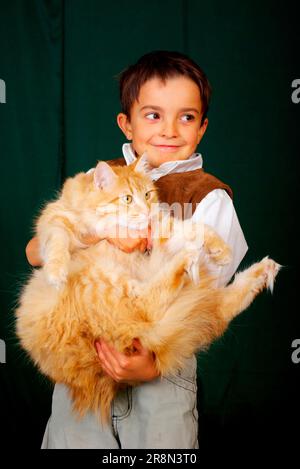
{"left": 192, "top": 188, "right": 248, "bottom": 287}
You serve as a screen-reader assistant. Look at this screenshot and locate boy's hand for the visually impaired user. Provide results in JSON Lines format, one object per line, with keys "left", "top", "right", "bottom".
{"left": 95, "top": 338, "right": 160, "bottom": 383}
{"left": 105, "top": 225, "right": 152, "bottom": 253}
{"left": 82, "top": 225, "right": 151, "bottom": 253}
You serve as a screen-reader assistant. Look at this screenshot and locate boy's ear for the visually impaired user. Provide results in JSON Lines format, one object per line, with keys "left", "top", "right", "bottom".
{"left": 197, "top": 118, "right": 208, "bottom": 143}
{"left": 117, "top": 112, "right": 132, "bottom": 140}
{"left": 94, "top": 161, "right": 117, "bottom": 189}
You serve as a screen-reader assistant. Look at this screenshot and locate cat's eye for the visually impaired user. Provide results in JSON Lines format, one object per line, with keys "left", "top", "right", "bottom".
{"left": 145, "top": 191, "right": 152, "bottom": 200}
{"left": 122, "top": 194, "right": 133, "bottom": 204}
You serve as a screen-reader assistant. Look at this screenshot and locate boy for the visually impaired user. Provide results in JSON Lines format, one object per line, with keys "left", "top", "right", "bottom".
{"left": 26, "top": 50, "right": 248, "bottom": 449}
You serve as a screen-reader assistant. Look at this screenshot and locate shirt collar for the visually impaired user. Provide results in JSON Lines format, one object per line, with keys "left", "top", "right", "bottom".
{"left": 122, "top": 143, "right": 203, "bottom": 182}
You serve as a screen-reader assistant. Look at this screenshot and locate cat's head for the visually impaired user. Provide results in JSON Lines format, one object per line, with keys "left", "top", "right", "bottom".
{"left": 83, "top": 157, "right": 158, "bottom": 234}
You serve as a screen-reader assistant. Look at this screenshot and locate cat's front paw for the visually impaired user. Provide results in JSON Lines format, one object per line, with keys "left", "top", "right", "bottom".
{"left": 44, "top": 261, "right": 69, "bottom": 290}
{"left": 208, "top": 243, "right": 232, "bottom": 266}
{"left": 203, "top": 226, "right": 232, "bottom": 266}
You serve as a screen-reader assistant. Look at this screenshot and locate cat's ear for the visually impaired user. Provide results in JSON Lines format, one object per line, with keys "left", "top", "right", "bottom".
{"left": 133, "top": 153, "right": 151, "bottom": 175}
{"left": 93, "top": 161, "right": 117, "bottom": 190}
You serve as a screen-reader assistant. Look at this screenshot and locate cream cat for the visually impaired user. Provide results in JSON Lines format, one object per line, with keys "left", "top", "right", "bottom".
{"left": 16, "top": 158, "right": 280, "bottom": 423}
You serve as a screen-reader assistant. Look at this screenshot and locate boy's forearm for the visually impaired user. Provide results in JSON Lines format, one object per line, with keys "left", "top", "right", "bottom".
{"left": 25, "top": 237, "right": 43, "bottom": 267}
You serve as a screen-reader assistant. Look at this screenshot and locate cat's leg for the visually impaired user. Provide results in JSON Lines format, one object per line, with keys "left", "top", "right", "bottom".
{"left": 145, "top": 257, "right": 280, "bottom": 371}
{"left": 159, "top": 218, "right": 231, "bottom": 284}
{"left": 162, "top": 218, "right": 231, "bottom": 265}
{"left": 40, "top": 226, "right": 71, "bottom": 288}
{"left": 219, "top": 257, "right": 281, "bottom": 323}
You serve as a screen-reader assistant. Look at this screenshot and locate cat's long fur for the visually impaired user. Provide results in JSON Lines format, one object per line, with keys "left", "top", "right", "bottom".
{"left": 16, "top": 159, "right": 280, "bottom": 423}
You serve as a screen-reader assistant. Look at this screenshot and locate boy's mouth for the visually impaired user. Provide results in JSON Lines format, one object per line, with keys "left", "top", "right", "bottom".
{"left": 153, "top": 144, "right": 181, "bottom": 153}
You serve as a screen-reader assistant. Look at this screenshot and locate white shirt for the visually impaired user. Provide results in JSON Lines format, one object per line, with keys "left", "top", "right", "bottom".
{"left": 122, "top": 143, "right": 248, "bottom": 286}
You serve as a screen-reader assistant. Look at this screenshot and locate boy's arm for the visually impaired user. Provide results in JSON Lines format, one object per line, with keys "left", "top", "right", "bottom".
{"left": 192, "top": 188, "right": 248, "bottom": 286}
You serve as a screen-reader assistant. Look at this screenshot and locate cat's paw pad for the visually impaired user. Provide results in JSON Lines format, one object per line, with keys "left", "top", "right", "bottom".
{"left": 208, "top": 244, "right": 232, "bottom": 266}
{"left": 44, "top": 263, "right": 69, "bottom": 290}
{"left": 251, "top": 256, "right": 281, "bottom": 293}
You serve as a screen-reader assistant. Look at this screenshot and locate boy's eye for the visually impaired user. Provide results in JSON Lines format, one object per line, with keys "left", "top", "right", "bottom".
{"left": 121, "top": 194, "right": 133, "bottom": 204}
{"left": 145, "top": 112, "right": 160, "bottom": 120}
{"left": 181, "top": 114, "right": 195, "bottom": 122}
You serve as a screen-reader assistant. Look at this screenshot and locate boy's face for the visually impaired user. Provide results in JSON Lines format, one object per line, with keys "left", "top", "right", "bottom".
{"left": 117, "top": 76, "right": 208, "bottom": 168}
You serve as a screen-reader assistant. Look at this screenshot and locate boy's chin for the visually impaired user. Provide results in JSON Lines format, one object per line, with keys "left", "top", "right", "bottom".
{"left": 146, "top": 150, "right": 190, "bottom": 167}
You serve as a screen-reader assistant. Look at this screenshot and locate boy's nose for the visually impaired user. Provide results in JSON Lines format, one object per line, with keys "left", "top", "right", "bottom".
{"left": 159, "top": 119, "right": 178, "bottom": 138}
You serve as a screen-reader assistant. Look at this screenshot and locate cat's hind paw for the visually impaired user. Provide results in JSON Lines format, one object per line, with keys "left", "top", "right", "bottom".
{"left": 260, "top": 256, "right": 282, "bottom": 293}
{"left": 250, "top": 256, "right": 282, "bottom": 294}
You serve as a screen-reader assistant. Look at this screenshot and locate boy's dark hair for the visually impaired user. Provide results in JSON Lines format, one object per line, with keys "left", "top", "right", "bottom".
{"left": 117, "top": 50, "right": 212, "bottom": 125}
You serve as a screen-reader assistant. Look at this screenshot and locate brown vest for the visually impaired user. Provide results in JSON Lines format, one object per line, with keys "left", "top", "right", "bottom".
{"left": 107, "top": 157, "right": 233, "bottom": 216}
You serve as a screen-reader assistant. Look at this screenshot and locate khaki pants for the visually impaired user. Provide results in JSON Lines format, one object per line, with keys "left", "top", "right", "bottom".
{"left": 41, "top": 356, "right": 199, "bottom": 449}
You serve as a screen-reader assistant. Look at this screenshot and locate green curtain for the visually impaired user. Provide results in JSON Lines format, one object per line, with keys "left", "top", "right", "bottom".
{"left": 0, "top": 0, "right": 63, "bottom": 448}
{"left": 0, "top": 0, "right": 299, "bottom": 451}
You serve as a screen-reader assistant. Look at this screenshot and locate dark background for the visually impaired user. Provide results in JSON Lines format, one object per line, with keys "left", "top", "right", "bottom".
{"left": 0, "top": 0, "right": 299, "bottom": 455}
